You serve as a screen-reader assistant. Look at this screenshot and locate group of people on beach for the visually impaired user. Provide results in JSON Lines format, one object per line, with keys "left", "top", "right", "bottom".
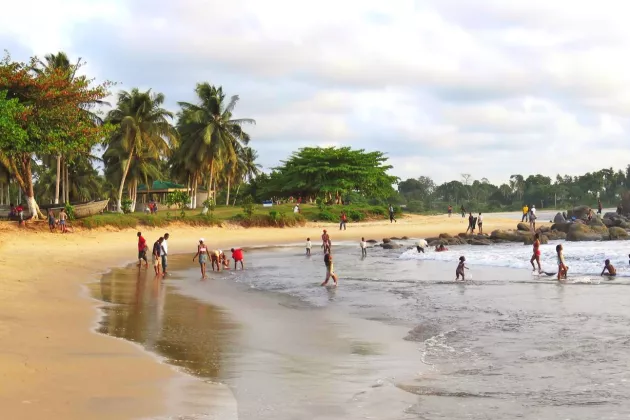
{"left": 47, "top": 208, "right": 69, "bottom": 233}
{"left": 136, "top": 232, "right": 245, "bottom": 280}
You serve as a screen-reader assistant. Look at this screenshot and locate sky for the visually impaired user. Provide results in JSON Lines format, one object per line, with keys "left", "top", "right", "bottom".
{"left": 2, "top": 0, "right": 630, "bottom": 185}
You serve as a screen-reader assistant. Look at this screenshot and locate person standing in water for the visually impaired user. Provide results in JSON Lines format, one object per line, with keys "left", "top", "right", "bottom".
{"left": 231, "top": 248, "right": 245, "bottom": 270}
{"left": 530, "top": 233, "right": 542, "bottom": 274}
{"left": 161, "top": 233, "right": 169, "bottom": 276}
{"left": 556, "top": 244, "right": 568, "bottom": 281}
{"left": 360, "top": 237, "right": 367, "bottom": 257}
{"left": 306, "top": 237, "right": 312, "bottom": 256}
{"left": 152, "top": 237, "right": 164, "bottom": 276}
{"left": 193, "top": 239, "right": 210, "bottom": 279}
{"left": 210, "top": 249, "right": 222, "bottom": 271}
{"left": 321, "top": 251, "right": 339, "bottom": 287}
{"left": 455, "top": 256, "right": 469, "bottom": 281}
{"left": 416, "top": 238, "right": 428, "bottom": 253}
{"left": 321, "top": 230, "right": 331, "bottom": 253}
{"left": 137, "top": 232, "right": 148, "bottom": 268}
{"left": 601, "top": 259, "right": 617, "bottom": 277}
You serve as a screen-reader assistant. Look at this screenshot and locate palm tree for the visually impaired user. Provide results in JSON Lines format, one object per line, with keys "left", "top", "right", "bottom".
{"left": 105, "top": 89, "right": 177, "bottom": 212}
{"left": 176, "top": 83, "right": 255, "bottom": 208}
{"left": 232, "top": 147, "right": 261, "bottom": 205}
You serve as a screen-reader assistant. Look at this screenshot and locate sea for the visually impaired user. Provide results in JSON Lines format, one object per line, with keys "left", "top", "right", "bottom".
{"left": 92, "top": 209, "right": 630, "bottom": 420}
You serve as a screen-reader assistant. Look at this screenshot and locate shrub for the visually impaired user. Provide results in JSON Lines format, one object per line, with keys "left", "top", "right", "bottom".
{"left": 317, "top": 210, "right": 337, "bottom": 222}
{"left": 64, "top": 202, "right": 76, "bottom": 220}
{"left": 347, "top": 209, "right": 365, "bottom": 222}
{"left": 202, "top": 198, "right": 216, "bottom": 216}
{"left": 241, "top": 195, "right": 254, "bottom": 218}
{"left": 121, "top": 198, "right": 133, "bottom": 214}
{"left": 166, "top": 191, "right": 190, "bottom": 217}
{"left": 406, "top": 200, "right": 424, "bottom": 213}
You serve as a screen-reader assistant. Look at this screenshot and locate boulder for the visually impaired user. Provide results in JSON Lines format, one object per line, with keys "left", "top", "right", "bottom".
{"left": 390, "top": 237, "right": 402, "bottom": 240}
{"left": 567, "top": 205, "right": 591, "bottom": 220}
{"left": 524, "top": 235, "right": 548, "bottom": 245}
{"left": 539, "top": 226, "right": 551, "bottom": 233}
{"left": 608, "top": 226, "right": 629, "bottom": 240}
{"left": 425, "top": 237, "right": 439, "bottom": 243}
{"left": 381, "top": 242, "right": 402, "bottom": 249}
{"left": 382, "top": 238, "right": 391, "bottom": 243}
{"left": 566, "top": 223, "right": 608, "bottom": 242}
{"left": 604, "top": 212, "right": 620, "bottom": 220}
{"left": 366, "top": 239, "right": 378, "bottom": 244}
{"left": 587, "top": 217, "right": 605, "bottom": 227}
{"left": 545, "top": 230, "right": 567, "bottom": 240}
{"left": 553, "top": 212, "right": 566, "bottom": 224}
{"left": 517, "top": 223, "right": 531, "bottom": 231}
{"left": 457, "top": 232, "right": 469, "bottom": 238}
{"left": 438, "top": 233, "right": 453, "bottom": 239}
{"left": 401, "top": 236, "right": 410, "bottom": 240}
{"left": 471, "top": 238, "right": 493, "bottom": 245}
{"left": 550, "top": 222, "right": 572, "bottom": 233}
{"left": 620, "top": 221, "right": 630, "bottom": 229}
{"left": 603, "top": 218, "right": 615, "bottom": 227}
{"left": 490, "top": 229, "right": 530, "bottom": 242}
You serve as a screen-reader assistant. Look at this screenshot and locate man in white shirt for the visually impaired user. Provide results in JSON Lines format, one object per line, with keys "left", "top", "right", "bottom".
{"left": 416, "top": 239, "right": 428, "bottom": 253}
{"left": 161, "top": 233, "right": 169, "bottom": 275}
{"left": 360, "top": 237, "right": 367, "bottom": 257}
{"left": 529, "top": 205, "right": 537, "bottom": 231}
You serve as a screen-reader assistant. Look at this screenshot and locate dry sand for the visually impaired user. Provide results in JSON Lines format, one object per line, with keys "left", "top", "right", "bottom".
{"left": 0, "top": 213, "right": 527, "bottom": 419}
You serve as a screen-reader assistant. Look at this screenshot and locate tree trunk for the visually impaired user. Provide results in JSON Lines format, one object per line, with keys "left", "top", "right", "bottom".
{"left": 233, "top": 183, "right": 241, "bottom": 206}
{"left": 12, "top": 155, "right": 43, "bottom": 219}
{"left": 209, "top": 159, "right": 214, "bottom": 201}
{"left": 54, "top": 154, "right": 61, "bottom": 204}
{"left": 131, "top": 179, "right": 138, "bottom": 212}
{"left": 225, "top": 177, "right": 231, "bottom": 206}
{"left": 116, "top": 147, "right": 134, "bottom": 212}
{"left": 65, "top": 162, "right": 70, "bottom": 203}
{"left": 187, "top": 174, "right": 193, "bottom": 208}
{"left": 192, "top": 176, "right": 198, "bottom": 209}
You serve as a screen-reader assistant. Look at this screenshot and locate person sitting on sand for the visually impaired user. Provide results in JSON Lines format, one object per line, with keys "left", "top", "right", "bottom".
{"left": 152, "top": 237, "right": 164, "bottom": 276}
{"left": 530, "top": 233, "right": 542, "bottom": 274}
{"left": 556, "top": 244, "right": 568, "bottom": 281}
{"left": 321, "top": 251, "right": 339, "bottom": 287}
{"left": 306, "top": 238, "right": 312, "bottom": 256}
{"left": 137, "top": 232, "right": 148, "bottom": 268}
{"left": 456, "top": 256, "right": 469, "bottom": 281}
{"left": 231, "top": 248, "right": 245, "bottom": 270}
{"left": 416, "top": 239, "right": 428, "bottom": 253}
{"left": 360, "top": 237, "right": 367, "bottom": 257}
{"left": 601, "top": 259, "right": 617, "bottom": 277}
{"left": 193, "top": 239, "right": 210, "bottom": 279}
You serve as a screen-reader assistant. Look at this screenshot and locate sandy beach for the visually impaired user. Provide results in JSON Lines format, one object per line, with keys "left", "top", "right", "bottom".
{"left": 0, "top": 213, "right": 525, "bottom": 419}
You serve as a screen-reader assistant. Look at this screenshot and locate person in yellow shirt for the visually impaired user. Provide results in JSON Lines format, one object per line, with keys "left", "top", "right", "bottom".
{"left": 522, "top": 205, "right": 529, "bottom": 222}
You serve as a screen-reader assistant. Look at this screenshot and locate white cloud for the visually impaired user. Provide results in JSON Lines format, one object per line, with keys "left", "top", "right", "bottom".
{"left": 2, "top": 0, "right": 630, "bottom": 184}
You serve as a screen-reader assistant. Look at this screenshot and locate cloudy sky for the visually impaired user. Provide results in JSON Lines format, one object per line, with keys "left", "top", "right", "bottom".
{"left": 2, "top": 0, "right": 630, "bottom": 185}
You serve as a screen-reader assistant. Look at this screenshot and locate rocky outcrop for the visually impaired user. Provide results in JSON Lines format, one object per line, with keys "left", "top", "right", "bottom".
{"left": 381, "top": 242, "right": 402, "bottom": 249}
{"left": 516, "top": 223, "right": 531, "bottom": 231}
{"left": 366, "top": 239, "right": 378, "bottom": 244}
{"left": 382, "top": 238, "right": 391, "bottom": 243}
{"left": 438, "top": 233, "right": 453, "bottom": 239}
{"left": 524, "top": 235, "right": 549, "bottom": 245}
{"left": 553, "top": 212, "right": 566, "bottom": 224}
{"left": 566, "top": 223, "right": 607, "bottom": 241}
{"left": 551, "top": 222, "right": 572, "bottom": 233}
{"left": 608, "top": 226, "right": 629, "bottom": 240}
{"left": 567, "top": 205, "right": 591, "bottom": 220}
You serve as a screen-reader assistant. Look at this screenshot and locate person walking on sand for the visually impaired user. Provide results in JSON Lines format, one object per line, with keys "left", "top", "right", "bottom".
{"left": 161, "top": 233, "right": 169, "bottom": 276}
{"left": 193, "top": 239, "right": 210, "bottom": 279}
{"left": 529, "top": 205, "right": 537, "bottom": 231}
{"left": 556, "top": 244, "right": 568, "bottom": 281}
{"left": 339, "top": 211, "right": 348, "bottom": 230}
{"left": 461, "top": 205, "right": 466, "bottom": 218}
{"left": 137, "top": 232, "right": 148, "bottom": 268}
{"left": 597, "top": 199, "right": 603, "bottom": 216}
{"left": 306, "top": 237, "right": 312, "bottom": 256}
{"left": 455, "top": 256, "right": 469, "bottom": 281}
{"left": 231, "top": 247, "right": 245, "bottom": 270}
{"left": 321, "top": 251, "right": 339, "bottom": 287}
{"left": 522, "top": 204, "right": 529, "bottom": 222}
{"left": 152, "top": 237, "right": 164, "bottom": 276}
{"left": 477, "top": 212, "right": 484, "bottom": 234}
{"left": 530, "top": 233, "right": 542, "bottom": 274}
{"left": 448, "top": 205, "right": 452, "bottom": 217}
{"left": 388, "top": 205, "right": 397, "bottom": 223}
{"left": 466, "top": 212, "right": 474, "bottom": 234}
{"left": 322, "top": 229, "right": 331, "bottom": 253}
{"left": 59, "top": 208, "right": 68, "bottom": 233}
{"left": 48, "top": 209, "right": 56, "bottom": 233}
{"left": 360, "top": 237, "right": 367, "bottom": 257}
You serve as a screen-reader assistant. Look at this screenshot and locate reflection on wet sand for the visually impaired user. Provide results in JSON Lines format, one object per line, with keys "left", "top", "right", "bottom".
{"left": 91, "top": 265, "right": 240, "bottom": 380}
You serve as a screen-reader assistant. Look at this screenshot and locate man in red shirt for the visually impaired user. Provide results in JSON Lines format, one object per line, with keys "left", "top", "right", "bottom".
{"left": 137, "top": 231, "right": 148, "bottom": 268}
{"left": 231, "top": 248, "right": 244, "bottom": 270}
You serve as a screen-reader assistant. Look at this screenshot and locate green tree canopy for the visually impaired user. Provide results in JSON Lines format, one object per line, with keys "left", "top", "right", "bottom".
{"left": 270, "top": 147, "right": 398, "bottom": 200}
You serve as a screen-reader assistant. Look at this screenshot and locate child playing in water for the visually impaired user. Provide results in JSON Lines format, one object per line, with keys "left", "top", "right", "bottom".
{"left": 601, "top": 259, "right": 617, "bottom": 277}
{"left": 456, "top": 256, "right": 469, "bottom": 281}
{"left": 360, "top": 237, "right": 367, "bottom": 257}
{"left": 306, "top": 238, "right": 312, "bottom": 256}
{"left": 321, "top": 251, "right": 339, "bottom": 287}
{"left": 556, "top": 244, "right": 568, "bottom": 281}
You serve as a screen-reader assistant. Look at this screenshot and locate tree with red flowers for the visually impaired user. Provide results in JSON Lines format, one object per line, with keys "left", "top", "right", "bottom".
{"left": 0, "top": 53, "right": 112, "bottom": 218}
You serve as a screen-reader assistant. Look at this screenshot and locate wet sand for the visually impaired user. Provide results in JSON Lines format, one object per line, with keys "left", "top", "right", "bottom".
{"left": 0, "top": 213, "right": 532, "bottom": 419}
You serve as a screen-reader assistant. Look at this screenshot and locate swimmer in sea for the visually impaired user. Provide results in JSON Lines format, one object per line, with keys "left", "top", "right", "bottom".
{"left": 601, "top": 259, "right": 617, "bottom": 277}
{"left": 556, "top": 244, "right": 568, "bottom": 281}
{"left": 530, "top": 233, "right": 542, "bottom": 274}
{"left": 455, "top": 256, "right": 469, "bottom": 281}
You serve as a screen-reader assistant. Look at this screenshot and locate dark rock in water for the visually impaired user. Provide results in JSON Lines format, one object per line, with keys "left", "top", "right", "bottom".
{"left": 390, "top": 237, "right": 402, "bottom": 240}
{"left": 517, "top": 222, "right": 531, "bottom": 231}
{"left": 608, "top": 226, "right": 629, "bottom": 240}
{"left": 620, "top": 221, "right": 630, "bottom": 229}
{"left": 566, "top": 223, "right": 607, "bottom": 241}
{"left": 382, "top": 238, "right": 391, "bottom": 243}
{"left": 603, "top": 218, "right": 615, "bottom": 227}
{"left": 553, "top": 212, "right": 566, "bottom": 224}
{"left": 404, "top": 323, "right": 442, "bottom": 342}
{"left": 604, "top": 212, "right": 620, "bottom": 220}
{"left": 551, "top": 222, "right": 572, "bottom": 233}
{"left": 539, "top": 225, "right": 551, "bottom": 233}
{"left": 401, "top": 236, "right": 409, "bottom": 240}
{"left": 366, "top": 239, "right": 378, "bottom": 244}
{"left": 567, "top": 205, "right": 591, "bottom": 220}
{"left": 457, "top": 232, "right": 468, "bottom": 238}
{"left": 545, "top": 230, "right": 567, "bottom": 240}
{"left": 490, "top": 229, "right": 530, "bottom": 242}
{"left": 425, "top": 237, "right": 439, "bottom": 243}
{"left": 587, "top": 217, "right": 605, "bottom": 227}
{"left": 524, "top": 234, "right": 548, "bottom": 245}
{"left": 381, "top": 242, "right": 402, "bottom": 249}
{"left": 471, "top": 238, "right": 492, "bottom": 245}
{"left": 439, "top": 233, "right": 453, "bottom": 239}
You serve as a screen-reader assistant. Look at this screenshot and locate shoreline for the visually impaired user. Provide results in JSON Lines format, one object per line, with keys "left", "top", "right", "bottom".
{"left": 0, "top": 214, "right": 538, "bottom": 419}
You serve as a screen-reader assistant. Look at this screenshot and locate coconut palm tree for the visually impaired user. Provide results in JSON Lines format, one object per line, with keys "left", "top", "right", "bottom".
{"left": 105, "top": 88, "right": 177, "bottom": 212}
{"left": 176, "top": 82, "right": 255, "bottom": 208}
{"left": 231, "top": 147, "right": 262, "bottom": 205}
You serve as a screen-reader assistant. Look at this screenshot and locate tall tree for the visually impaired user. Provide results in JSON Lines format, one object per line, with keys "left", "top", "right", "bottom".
{"left": 105, "top": 88, "right": 177, "bottom": 212}
{"left": 0, "top": 53, "right": 111, "bottom": 218}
